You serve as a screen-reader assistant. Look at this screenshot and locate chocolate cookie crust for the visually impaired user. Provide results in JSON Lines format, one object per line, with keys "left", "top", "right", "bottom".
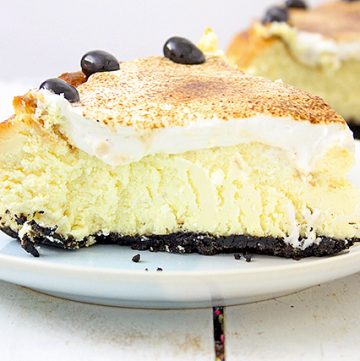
{"left": 349, "top": 122, "right": 360, "bottom": 139}
{"left": 0, "top": 215, "right": 356, "bottom": 259}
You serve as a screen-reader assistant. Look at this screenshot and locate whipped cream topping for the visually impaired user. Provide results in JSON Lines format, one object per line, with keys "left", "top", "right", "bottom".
{"left": 36, "top": 90, "right": 354, "bottom": 173}
{"left": 259, "top": 22, "right": 360, "bottom": 70}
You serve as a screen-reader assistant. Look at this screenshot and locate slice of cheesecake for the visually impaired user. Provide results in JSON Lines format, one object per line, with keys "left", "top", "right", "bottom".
{"left": 227, "top": 1, "right": 360, "bottom": 137}
{"left": 0, "top": 51, "right": 359, "bottom": 258}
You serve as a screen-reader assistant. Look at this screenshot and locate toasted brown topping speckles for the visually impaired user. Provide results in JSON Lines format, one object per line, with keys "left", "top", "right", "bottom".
{"left": 73, "top": 56, "right": 344, "bottom": 129}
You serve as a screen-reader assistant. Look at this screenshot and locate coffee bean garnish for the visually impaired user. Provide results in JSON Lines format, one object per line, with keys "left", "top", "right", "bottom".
{"left": 39, "top": 78, "right": 80, "bottom": 103}
{"left": 81, "top": 50, "right": 120, "bottom": 78}
{"left": 285, "top": 0, "right": 308, "bottom": 9}
{"left": 234, "top": 253, "right": 241, "bottom": 260}
{"left": 262, "top": 6, "right": 289, "bottom": 24}
{"left": 163, "top": 36, "right": 205, "bottom": 65}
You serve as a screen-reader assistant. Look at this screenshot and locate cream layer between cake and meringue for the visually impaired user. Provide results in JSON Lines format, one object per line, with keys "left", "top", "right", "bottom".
{"left": 36, "top": 90, "right": 354, "bottom": 174}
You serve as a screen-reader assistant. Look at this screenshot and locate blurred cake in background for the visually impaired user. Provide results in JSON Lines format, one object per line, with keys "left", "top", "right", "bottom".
{"left": 227, "top": 0, "right": 360, "bottom": 137}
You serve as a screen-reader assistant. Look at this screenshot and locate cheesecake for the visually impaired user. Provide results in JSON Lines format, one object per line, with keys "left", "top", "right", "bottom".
{"left": 227, "top": 1, "right": 360, "bottom": 137}
{"left": 0, "top": 39, "right": 359, "bottom": 258}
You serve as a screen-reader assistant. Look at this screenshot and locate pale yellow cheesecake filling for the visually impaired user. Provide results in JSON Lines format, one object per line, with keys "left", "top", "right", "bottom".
{"left": 0, "top": 116, "right": 359, "bottom": 249}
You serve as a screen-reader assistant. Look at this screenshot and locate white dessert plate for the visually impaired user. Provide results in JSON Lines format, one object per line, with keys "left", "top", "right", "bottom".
{"left": 0, "top": 141, "right": 359, "bottom": 309}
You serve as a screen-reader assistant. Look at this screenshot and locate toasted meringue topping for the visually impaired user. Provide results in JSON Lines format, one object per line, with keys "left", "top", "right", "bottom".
{"left": 72, "top": 56, "right": 344, "bottom": 129}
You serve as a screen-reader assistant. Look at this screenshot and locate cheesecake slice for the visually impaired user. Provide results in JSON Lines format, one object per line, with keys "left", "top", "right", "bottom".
{"left": 227, "top": 1, "right": 360, "bottom": 137}
{"left": 0, "top": 53, "right": 359, "bottom": 258}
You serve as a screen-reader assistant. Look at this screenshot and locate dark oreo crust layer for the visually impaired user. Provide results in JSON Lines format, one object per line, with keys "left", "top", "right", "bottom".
{"left": 0, "top": 217, "right": 357, "bottom": 259}
{"left": 348, "top": 122, "right": 360, "bottom": 140}
{"left": 100, "top": 233, "right": 353, "bottom": 259}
